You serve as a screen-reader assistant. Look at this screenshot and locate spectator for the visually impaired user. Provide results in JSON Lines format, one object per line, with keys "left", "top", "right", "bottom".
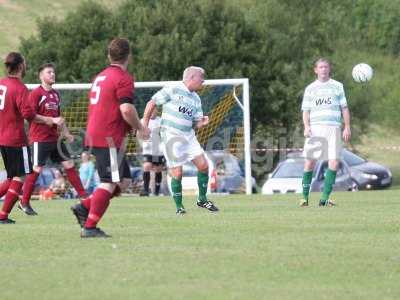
{"left": 49, "top": 169, "right": 66, "bottom": 195}
{"left": 79, "top": 152, "right": 97, "bottom": 194}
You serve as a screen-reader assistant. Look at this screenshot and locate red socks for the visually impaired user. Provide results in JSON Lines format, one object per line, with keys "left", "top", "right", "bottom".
{"left": 81, "top": 196, "right": 91, "bottom": 210}
{"left": 84, "top": 188, "right": 112, "bottom": 229}
{"left": 0, "top": 179, "right": 11, "bottom": 198}
{"left": 81, "top": 185, "right": 119, "bottom": 214}
{"left": 65, "top": 167, "right": 87, "bottom": 198}
{"left": 21, "top": 171, "right": 40, "bottom": 206}
{"left": 0, "top": 180, "right": 23, "bottom": 220}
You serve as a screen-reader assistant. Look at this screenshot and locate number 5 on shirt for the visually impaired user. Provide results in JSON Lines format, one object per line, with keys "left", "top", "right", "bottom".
{"left": 90, "top": 76, "right": 106, "bottom": 105}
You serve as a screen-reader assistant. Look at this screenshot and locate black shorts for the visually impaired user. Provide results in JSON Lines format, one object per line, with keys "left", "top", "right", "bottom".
{"left": 0, "top": 146, "right": 32, "bottom": 178}
{"left": 143, "top": 154, "right": 165, "bottom": 166}
{"left": 32, "top": 141, "right": 71, "bottom": 166}
{"left": 91, "top": 147, "right": 131, "bottom": 183}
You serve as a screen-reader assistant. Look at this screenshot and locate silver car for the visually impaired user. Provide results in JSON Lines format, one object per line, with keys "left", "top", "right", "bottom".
{"left": 262, "top": 157, "right": 356, "bottom": 195}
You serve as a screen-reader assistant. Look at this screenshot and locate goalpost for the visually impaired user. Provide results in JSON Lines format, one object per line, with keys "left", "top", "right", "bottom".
{"left": 26, "top": 79, "right": 252, "bottom": 195}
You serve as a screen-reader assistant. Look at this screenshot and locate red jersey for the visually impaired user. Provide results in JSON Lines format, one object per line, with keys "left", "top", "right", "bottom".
{"left": 0, "top": 77, "right": 36, "bottom": 147}
{"left": 29, "top": 86, "right": 60, "bottom": 143}
{"left": 85, "top": 65, "right": 134, "bottom": 148}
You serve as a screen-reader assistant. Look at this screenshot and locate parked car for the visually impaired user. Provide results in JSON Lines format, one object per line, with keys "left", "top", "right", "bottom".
{"left": 287, "top": 149, "right": 392, "bottom": 190}
{"left": 261, "top": 157, "right": 356, "bottom": 195}
{"left": 340, "top": 149, "right": 392, "bottom": 189}
{"left": 167, "top": 150, "right": 255, "bottom": 195}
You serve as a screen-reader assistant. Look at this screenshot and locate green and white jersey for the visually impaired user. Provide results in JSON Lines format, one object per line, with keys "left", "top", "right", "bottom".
{"left": 152, "top": 82, "right": 203, "bottom": 137}
{"left": 301, "top": 79, "right": 348, "bottom": 127}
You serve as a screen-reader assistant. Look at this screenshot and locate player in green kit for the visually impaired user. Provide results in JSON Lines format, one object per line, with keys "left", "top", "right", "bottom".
{"left": 300, "top": 58, "right": 351, "bottom": 207}
{"left": 142, "top": 66, "right": 218, "bottom": 214}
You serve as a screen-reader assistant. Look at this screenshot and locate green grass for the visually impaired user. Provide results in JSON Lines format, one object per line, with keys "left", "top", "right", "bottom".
{"left": 1, "top": 191, "right": 400, "bottom": 300}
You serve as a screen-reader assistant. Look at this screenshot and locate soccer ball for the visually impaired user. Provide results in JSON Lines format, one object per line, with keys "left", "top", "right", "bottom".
{"left": 352, "top": 63, "right": 373, "bottom": 83}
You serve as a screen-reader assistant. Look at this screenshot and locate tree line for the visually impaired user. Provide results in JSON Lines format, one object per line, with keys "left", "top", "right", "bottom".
{"left": 20, "top": 0, "right": 400, "bottom": 141}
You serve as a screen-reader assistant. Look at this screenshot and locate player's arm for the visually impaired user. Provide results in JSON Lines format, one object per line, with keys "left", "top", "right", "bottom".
{"left": 19, "top": 88, "right": 61, "bottom": 126}
{"left": 59, "top": 122, "right": 74, "bottom": 143}
{"left": 302, "top": 111, "right": 311, "bottom": 137}
{"left": 342, "top": 107, "right": 351, "bottom": 142}
{"left": 120, "top": 103, "right": 150, "bottom": 140}
{"left": 301, "top": 87, "right": 312, "bottom": 138}
{"left": 194, "top": 98, "right": 208, "bottom": 129}
{"left": 339, "top": 85, "right": 351, "bottom": 142}
{"left": 120, "top": 103, "right": 142, "bottom": 130}
{"left": 142, "top": 99, "right": 157, "bottom": 127}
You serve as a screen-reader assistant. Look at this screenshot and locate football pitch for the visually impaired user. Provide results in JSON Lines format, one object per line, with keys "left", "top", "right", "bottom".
{"left": 1, "top": 190, "right": 399, "bottom": 300}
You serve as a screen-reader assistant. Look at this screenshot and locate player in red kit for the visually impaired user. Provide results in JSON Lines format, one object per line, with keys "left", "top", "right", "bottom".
{"left": 0, "top": 52, "right": 63, "bottom": 224}
{"left": 71, "top": 38, "right": 149, "bottom": 238}
{"left": 20, "top": 63, "right": 87, "bottom": 215}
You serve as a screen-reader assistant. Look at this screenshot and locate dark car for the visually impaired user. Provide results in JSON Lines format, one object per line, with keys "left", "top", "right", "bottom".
{"left": 341, "top": 149, "right": 392, "bottom": 190}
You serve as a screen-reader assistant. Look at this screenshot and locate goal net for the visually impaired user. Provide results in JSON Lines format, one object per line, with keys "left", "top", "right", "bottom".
{"left": 26, "top": 79, "right": 252, "bottom": 194}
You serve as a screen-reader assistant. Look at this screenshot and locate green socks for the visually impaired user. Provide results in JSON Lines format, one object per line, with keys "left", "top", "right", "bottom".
{"left": 171, "top": 177, "right": 183, "bottom": 209}
{"left": 302, "top": 171, "right": 313, "bottom": 201}
{"left": 321, "top": 168, "right": 337, "bottom": 202}
{"left": 197, "top": 171, "right": 209, "bottom": 203}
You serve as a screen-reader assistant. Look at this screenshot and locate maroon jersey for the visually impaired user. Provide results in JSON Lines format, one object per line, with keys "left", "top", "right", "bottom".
{"left": 28, "top": 86, "right": 60, "bottom": 143}
{"left": 0, "top": 77, "right": 36, "bottom": 147}
{"left": 85, "top": 65, "right": 134, "bottom": 148}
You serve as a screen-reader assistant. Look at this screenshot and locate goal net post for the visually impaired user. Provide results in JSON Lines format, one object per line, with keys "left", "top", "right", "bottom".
{"left": 26, "top": 79, "right": 252, "bottom": 195}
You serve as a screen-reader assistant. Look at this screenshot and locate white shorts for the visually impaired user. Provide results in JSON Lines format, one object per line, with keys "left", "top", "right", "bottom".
{"left": 303, "top": 125, "right": 342, "bottom": 160}
{"left": 161, "top": 131, "right": 204, "bottom": 168}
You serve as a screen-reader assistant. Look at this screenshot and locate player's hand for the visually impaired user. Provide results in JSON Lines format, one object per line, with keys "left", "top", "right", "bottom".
{"left": 304, "top": 126, "right": 311, "bottom": 138}
{"left": 52, "top": 117, "right": 65, "bottom": 127}
{"left": 137, "top": 126, "right": 150, "bottom": 140}
{"left": 196, "top": 116, "right": 209, "bottom": 128}
{"left": 65, "top": 133, "right": 74, "bottom": 143}
{"left": 343, "top": 126, "right": 351, "bottom": 143}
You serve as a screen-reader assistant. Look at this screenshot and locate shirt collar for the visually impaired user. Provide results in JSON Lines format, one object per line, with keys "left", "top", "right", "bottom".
{"left": 178, "top": 81, "right": 193, "bottom": 94}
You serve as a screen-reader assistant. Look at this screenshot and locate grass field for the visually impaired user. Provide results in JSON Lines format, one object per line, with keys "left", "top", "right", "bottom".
{"left": 1, "top": 191, "right": 400, "bottom": 300}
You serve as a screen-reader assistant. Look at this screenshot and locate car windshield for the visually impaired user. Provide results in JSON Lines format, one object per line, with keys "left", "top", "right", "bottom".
{"left": 341, "top": 149, "right": 366, "bottom": 166}
{"left": 272, "top": 160, "right": 306, "bottom": 178}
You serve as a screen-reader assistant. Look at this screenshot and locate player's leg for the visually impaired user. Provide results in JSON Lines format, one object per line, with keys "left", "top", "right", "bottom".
{"left": 71, "top": 147, "right": 123, "bottom": 237}
{"left": 320, "top": 159, "right": 338, "bottom": 206}
{"left": 141, "top": 156, "right": 152, "bottom": 196}
{"left": 192, "top": 154, "right": 219, "bottom": 212}
{"left": 320, "top": 126, "right": 341, "bottom": 206}
{"left": 301, "top": 159, "right": 316, "bottom": 206}
{"left": 55, "top": 142, "right": 87, "bottom": 198}
{"left": 0, "top": 146, "right": 32, "bottom": 223}
{"left": 0, "top": 178, "right": 11, "bottom": 198}
{"left": 117, "top": 159, "right": 132, "bottom": 195}
{"left": 153, "top": 161, "right": 163, "bottom": 196}
{"left": 20, "top": 142, "right": 48, "bottom": 215}
{"left": 169, "top": 166, "right": 185, "bottom": 214}
{"left": 0, "top": 176, "right": 24, "bottom": 223}
{"left": 162, "top": 132, "right": 188, "bottom": 213}
{"left": 19, "top": 165, "right": 42, "bottom": 215}
{"left": 81, "top": 182, "right": 115, "bottom": 238}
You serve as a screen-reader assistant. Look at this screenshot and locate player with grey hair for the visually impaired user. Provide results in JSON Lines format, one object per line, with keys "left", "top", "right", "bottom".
{"left": 142, "top": 66, "right": 219, "bottom": 214}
